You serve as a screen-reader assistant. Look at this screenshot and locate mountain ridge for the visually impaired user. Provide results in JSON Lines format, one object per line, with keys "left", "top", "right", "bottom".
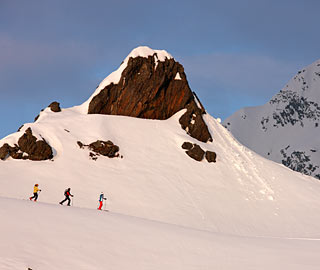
{"left": 224, "top": 59, "right": 320, "bottom": 179}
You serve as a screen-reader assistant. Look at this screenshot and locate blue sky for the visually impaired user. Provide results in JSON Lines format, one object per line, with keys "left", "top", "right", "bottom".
{"left": 0, "top": 0, "right": 319, "bottom": 138}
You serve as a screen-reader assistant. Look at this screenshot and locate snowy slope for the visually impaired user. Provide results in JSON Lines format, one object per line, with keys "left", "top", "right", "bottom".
{"left": 0, "top": 47, "right": 320, "bottom": 270}
{"left": 224, "top": 59, "right": 320, "bottom": 179}
{"left": 1, "top": 196, "right": 320, "bottom": 270}
{"left": 1, "top": 107, "right": 320, "bottom": 237}
{"left": 1, "top": 47, "right": 320, "bottom": 268}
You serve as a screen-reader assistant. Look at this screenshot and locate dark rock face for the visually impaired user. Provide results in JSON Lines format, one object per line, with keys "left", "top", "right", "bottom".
{"left": 89, "top": 140, "right": 120, "bottom": 158}
{"left": 186, "top": 144, "right": 205, "bottom": 161}
{"left": 181, "top": 141, "right": 217, "bottom": 163}
{"left": 49, "top": 101, "right": 61, "bottom": 112}
{"left": 280, "top": 147, "right": 320, "bottom": 179}
{"left": 88, "top": 55, "right": 212, "bottom": 143}
{"left": 181, "top": 142, "right": 193, "bottom": 150}
{"left": 0, "top": 144, "right": 11, "bottom": 160}
{"left": 77, "top": 140, "right": 120, "bottom": 160}
{"left": 77, "top": 141, "right": 84, "bottom": 148}
{"left": 179, "top": 102, "right": 212, "bottom": 143}
{"left": 0, "top": 128, "right": 53, "bottom": 161}
{"left": 205, "top": 151, "right": 217, "bottom": 163}
{"left": 17, "top": 128, "right": 53, "bottom": 160}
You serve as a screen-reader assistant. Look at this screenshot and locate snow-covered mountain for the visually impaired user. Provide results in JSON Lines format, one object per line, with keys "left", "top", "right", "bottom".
{"left": 1, "top": 47, "right": 320, "bottom": 269}
{"left": 224, "top": 59, "right": 320, "bottom": 179}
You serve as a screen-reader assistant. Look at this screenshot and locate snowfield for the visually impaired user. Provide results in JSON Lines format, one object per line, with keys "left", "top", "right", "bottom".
{"left": 1, "top": 110, "right": 320, "bottom": 269}
{"left": 1, "top": 197, "right": 320, "bottom": 270}
{"left": 1, "top": 47, "right": 320, "bottom": 269}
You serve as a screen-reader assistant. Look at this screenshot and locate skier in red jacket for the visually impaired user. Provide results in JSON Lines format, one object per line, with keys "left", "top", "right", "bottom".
{"left": 59, "top": 188, "right": 73, "bottom": 206}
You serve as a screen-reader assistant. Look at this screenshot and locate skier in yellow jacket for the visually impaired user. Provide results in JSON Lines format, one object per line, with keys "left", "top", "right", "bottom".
{"left": 29, "top": 184, "right": 41, "bottom": 201}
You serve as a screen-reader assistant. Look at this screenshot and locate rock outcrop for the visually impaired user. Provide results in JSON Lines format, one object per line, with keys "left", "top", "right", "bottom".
{"left": 88, "top": 54, "right": 212, "bottom": 143}
{"left": 48, "top": 101, "right": 61, "bottom": 112}
{"left": 77, "top": 140, "right": 120, "bottom": 160}
{"left": 34, "top": 101, "right": 61, "bottom": 122}
{"left": 186, "top": 144, "right": 205, "bottom": 161}
{"left": 205, "top": 151, "right": 217, "bottom": 163}
{"left": 0, "top": 128, "right": 53, "bottom": 161}
{"left": 181, "top": 142, "right": 217, "bottom": 163}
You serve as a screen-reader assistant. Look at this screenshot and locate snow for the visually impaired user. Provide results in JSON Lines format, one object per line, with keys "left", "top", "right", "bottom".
{"left": 193, "top": 93, "right": 202, "bottom": 110}
{"left": 1, "top": 108, "right": 320, "bottom": 237}
{"left": 174, "top": 72, "right": 182, "bottom": 80}
{"left": 223, "top": 59, "right": 320, "bottom": 178}
{"left": 1, "top": 197, "right": 320, "bottom": 270}
{"left": 1, "top": 48, "right": 320, "bottom": 269}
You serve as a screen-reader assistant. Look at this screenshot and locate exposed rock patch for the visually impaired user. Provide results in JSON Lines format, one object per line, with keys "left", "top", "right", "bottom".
{"left": 179, "top": 101, "right": 212, "bottom": 143}
{"left": 34, "top": 101, "right": 61, "bottom": 122}
{"left": 181, "top": 142, "right": 217, "bottom": 163}
{"left": 77, "top": 140, "right": 120, "bottom": 160}
{"left": 205, "top": 151, "right": 217, "bottom": 163}
{"left": 186, "top": 144, "right": 205, "bottom": 161}
{"left": 88, "top": 55, "right": 212, "bottom": 143}
{"left": 0, "top": 128, "right": 53, "bottom": 161}
{"left": 0, "top": 144, "right": 12, "bottom": 160}
{"left": 49, "top": 101, "right": 61, "bottom": 112}
{"left": 181, "top": 142, "right": 193, "bottom": 150}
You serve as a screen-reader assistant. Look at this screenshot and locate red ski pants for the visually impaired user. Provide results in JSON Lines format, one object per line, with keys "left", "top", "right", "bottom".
{"left": 98, "top": 201, "right": 103, "bottom": 210}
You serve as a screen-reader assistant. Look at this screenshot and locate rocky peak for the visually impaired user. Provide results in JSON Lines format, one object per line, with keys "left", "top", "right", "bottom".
{"left": 87, "top": 47, "right": 212, "bottom": 143}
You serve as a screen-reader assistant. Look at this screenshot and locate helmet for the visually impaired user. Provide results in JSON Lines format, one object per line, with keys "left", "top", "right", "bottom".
{"left": 35, "top": 184, "right": 38, "bottom": 186}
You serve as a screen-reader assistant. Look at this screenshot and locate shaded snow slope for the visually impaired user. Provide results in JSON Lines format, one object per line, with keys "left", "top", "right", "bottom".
{"left": 1, "top": 197, "right": 320, "bottom": 270}
{"left": 224, "top": 59, "right": 320, "bottom": 179}
{"left": 1, "top": 107, "right": 320, "bottom": 237}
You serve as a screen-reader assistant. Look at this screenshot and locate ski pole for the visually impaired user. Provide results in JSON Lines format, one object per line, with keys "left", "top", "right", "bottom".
{"left": 104, "top": 197, "right": 107, "bottom": 211}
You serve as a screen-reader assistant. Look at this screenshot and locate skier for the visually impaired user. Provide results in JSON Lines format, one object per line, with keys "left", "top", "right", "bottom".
{"left": 59, "top": 188, "right": 73, "bottom": 206}
{"left": 98, "top": 192, "right": 107, "bottom": 210}
{"left": 29, "top": 184, "right": 41, "bottom": 201}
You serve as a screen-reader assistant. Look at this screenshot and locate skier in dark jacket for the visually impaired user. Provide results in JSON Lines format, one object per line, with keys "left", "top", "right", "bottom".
{"left": 59, "top": 188, "right": 73, "bottom": 206}
{"left": 29, "top": 184, "right": 41, "bottom": 201}
{"left": 97, "top": 192, "right": 107, "bottom": 210}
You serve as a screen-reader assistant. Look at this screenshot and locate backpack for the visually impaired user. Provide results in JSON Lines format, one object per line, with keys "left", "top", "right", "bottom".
{"left": 64, "top": 189, "right": 69, "bottom": 196}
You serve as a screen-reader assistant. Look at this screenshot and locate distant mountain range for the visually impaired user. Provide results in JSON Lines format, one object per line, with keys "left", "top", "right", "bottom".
{"left": 224, "top": 59, "right": 320, "bottom": 179}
